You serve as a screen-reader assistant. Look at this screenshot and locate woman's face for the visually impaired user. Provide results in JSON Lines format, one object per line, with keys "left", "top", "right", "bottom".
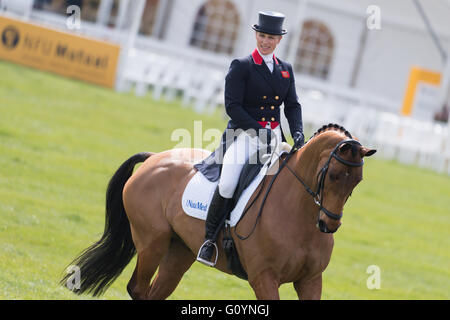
{"left": 255, "top": 31, "right": 282, "bottom": 55}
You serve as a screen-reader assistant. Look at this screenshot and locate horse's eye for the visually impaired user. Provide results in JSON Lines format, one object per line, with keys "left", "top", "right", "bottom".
{"left": 329, "top": 172, "right": 339, "bottom": 181}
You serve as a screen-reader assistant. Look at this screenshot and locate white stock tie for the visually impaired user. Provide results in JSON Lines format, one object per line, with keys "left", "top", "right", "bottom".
{"left": 264, "top": 58, "right": 274, "bottom": 73}
{"left": 258, "top": 49, "right": 274, "bottom": 73}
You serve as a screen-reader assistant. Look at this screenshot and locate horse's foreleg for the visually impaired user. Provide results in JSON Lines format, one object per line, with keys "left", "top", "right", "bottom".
{"left": 146, "top": 237, "right": 196, "bottom": 300}
{"left": 249, "top": 269, "right": 280, "bottom": 300}
{"left": 294, "top": 274, "right": 322, "bottom": 300}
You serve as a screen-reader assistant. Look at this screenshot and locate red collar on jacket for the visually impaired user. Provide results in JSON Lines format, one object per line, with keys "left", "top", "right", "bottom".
{"left": 251, "top": 49, "right": 279, "bottom": 66}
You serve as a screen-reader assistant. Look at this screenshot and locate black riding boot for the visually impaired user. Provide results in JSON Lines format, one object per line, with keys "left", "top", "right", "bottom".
{"left": 197, "top": 186, "right": 231, "bottom": 266}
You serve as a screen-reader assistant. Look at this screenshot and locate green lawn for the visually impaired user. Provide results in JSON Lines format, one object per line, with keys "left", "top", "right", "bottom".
{"left": 0, "top": 60, "right": 449, "bottom": 300}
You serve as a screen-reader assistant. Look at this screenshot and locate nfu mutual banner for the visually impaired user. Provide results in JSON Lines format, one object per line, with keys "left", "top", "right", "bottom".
{"left": 0, "top": 15, "right": 120, "bottom": 88}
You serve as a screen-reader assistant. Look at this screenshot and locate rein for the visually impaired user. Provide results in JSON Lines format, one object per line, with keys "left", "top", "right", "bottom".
{"left": 234, "top": 139, "right": 364, "bottom": 239}
{"left": 234, "top": 142, "right": 294, "bottom": 240}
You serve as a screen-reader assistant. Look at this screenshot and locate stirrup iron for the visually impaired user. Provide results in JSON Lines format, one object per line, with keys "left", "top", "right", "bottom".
{"left": 196, "top": 240, "right": 219, "bottom": 267}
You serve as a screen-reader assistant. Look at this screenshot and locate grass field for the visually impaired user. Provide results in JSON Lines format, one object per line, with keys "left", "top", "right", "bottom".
{"left": 0, "top": 60, "right": 449, "bottom": 300}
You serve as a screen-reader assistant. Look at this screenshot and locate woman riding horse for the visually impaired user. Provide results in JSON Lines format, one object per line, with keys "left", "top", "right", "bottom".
{"left": 59, "top": 10, "right": 378, "bottom": 301}
{"left": 195, "top": 11, "right": 305, "bottom": 266}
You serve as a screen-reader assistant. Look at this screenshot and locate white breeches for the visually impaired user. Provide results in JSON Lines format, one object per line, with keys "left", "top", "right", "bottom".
{"left": 218, "top": 125, "right": 282, "bottom": 198}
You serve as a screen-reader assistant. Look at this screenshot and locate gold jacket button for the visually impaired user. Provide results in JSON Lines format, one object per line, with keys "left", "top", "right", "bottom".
{"left": 260, "top": 106, "right": 264, "bottom": 110}
{"left": 261, "top": 117, "right": 265, "bottom": 121}
{"left": 275, "top": 96, "right": 279, "bottom": 100}
{"left": 271, "top": 105, "right": 275, "bottom": 110}
{"left": 263, "top": 96, "right": 267, "bottom": 99}
{"left": 271, "top": 117, "right": 275, "bottom": 121}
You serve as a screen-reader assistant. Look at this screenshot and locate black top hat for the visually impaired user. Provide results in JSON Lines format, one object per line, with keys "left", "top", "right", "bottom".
{"left": 252, "top": 11, "right": 287, "bottom": 35}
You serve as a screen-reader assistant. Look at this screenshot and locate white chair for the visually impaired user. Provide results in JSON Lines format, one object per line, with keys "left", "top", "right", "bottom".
{"left": 135, "top": 54, "right": 170, "bottom": 97}
{"left": 426, "top": 124, "right": 449, "bottom": 173}
{"left": 152, "top": 60, "right": 184, "bottom": 100}
{"left": 182, "top": 64, "right": 203, "bottom": 109}
{"left": 0, "top": 0, "right": 33, "bottom": 18}
{"left": 201, "top": 70, "right": 225, "bottom": 114}
{"left": 396, "top": 117, "right": 423, "bottom": 165}
{"left": 182, "top": 65, "right": 223, "bottom": 113}
{"left": 344, "top": 107, "right": 379, "bottom": 146}
{"left": 301, "top": 92, "right": 330, "bottom": 132}
{"left": 165, "top": 62, "right": 195, "bottom": 104}
{"left": 373, "top": 112, "right": 401, "bottom": 160}
{"left": 118, "top": 49, "right": 157, "bottom": 94}
{"left": 212, "top": 86, "right": 225, "bottom": 110}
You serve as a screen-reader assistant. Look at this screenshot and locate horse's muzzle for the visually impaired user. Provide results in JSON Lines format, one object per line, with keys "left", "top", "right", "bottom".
{"left": 316, "top": 219, "right": 340, "bottom": 234}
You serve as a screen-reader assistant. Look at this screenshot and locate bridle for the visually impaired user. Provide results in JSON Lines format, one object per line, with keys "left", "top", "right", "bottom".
{"left": 284, "top": 139, "right": 364, "bottom": 233}
{"left": 234, "top": 138, "right": 365, "bottom": 239}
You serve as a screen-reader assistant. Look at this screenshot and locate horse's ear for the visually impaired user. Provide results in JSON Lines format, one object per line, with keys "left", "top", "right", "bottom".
{"left": 360, "top": 146, "right": 377, "bottom": 157}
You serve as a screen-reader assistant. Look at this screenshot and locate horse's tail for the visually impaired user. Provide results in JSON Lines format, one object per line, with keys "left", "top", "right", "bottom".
{"left": 60, "top": 152, "right": 153, "bottom": 296}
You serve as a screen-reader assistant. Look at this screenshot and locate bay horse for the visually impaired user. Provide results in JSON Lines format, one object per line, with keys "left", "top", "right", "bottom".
{"left": 61, "top": 123, "right": 376, "bottom": 300}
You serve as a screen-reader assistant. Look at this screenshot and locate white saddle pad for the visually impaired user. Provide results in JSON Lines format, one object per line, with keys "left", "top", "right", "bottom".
{"left": 182, "top": 143, "right": 291, "bottom": 227}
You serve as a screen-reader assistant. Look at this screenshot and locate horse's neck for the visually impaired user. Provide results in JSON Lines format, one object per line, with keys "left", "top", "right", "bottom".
{"left": 295, "top": 133, "right": 340, "bottom": 177}
{"left": 295, "top": 141, "right": 324, "bottom": 184}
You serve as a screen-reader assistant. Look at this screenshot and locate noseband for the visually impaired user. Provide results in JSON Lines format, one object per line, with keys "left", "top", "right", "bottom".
{"left": 285, "top": 139, "right": 364, "bottom": 232}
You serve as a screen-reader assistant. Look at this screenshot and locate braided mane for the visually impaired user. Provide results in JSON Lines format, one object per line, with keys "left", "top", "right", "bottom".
{"left": 307, "top": 123, "right": 358, "bottom": 156}
{"left": 309, "top": 123, "right": 353, "bottom": 140}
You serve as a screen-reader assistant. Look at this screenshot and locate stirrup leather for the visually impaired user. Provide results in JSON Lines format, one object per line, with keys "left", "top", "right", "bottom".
{"left": 196, "top": 240, "right": 219, "bottom": 267}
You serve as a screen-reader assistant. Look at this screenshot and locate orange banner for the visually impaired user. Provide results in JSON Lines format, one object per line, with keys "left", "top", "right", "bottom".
{"left": 0, "top": 15, "right": 120, "bottom": 88}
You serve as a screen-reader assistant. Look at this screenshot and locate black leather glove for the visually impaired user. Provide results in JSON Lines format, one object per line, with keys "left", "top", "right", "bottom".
{"left": 293, "top": 131, "right": 305, "bottom": 149}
